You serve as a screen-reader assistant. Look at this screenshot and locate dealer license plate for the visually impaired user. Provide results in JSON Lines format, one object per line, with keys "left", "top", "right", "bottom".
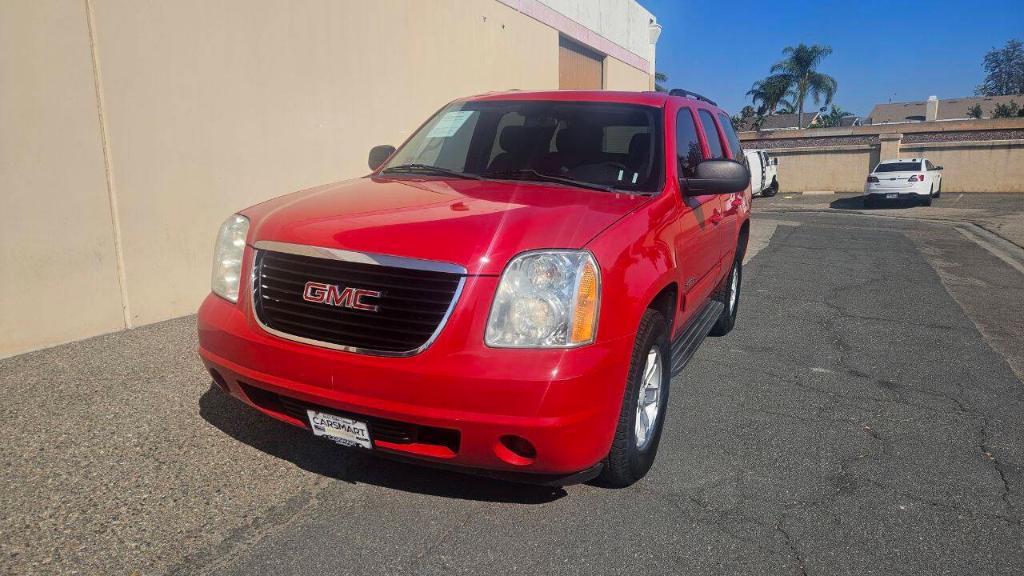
{"left": 307, "top": 409, "right": 372, "bottom": 449}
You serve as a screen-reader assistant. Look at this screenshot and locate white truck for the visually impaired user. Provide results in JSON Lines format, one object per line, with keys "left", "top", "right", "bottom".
{"left": 744, "top": 149, "right": 779, "bottom": 197}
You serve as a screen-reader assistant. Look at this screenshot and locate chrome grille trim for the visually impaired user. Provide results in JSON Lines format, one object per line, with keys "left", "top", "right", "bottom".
{"left": 250, "top": 241, "right": 466, "bottom": 357}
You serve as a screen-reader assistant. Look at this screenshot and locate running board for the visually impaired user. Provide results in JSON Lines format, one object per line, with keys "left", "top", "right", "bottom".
{"left": 670, "top": 300, "right": 724, "bottom": 376}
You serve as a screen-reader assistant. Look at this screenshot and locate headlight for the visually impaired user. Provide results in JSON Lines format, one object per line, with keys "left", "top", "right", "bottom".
{"left": 486, "top": 250, "right": 600, "bottom": 348}
{"left": 211, "top": 214, "right": 249, "bottom": 302}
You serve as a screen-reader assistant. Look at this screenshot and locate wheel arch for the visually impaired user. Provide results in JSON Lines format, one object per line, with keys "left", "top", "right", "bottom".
{"left": 737, "top": 219, "right": 750, "bottom": 261}
{"left": 646, "top": 283, "right": 678, "bottom": 336}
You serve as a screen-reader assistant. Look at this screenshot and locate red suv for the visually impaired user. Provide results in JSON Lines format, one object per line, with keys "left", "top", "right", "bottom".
{"left": 198, "top": 89, "right": 751, "bottom": 486}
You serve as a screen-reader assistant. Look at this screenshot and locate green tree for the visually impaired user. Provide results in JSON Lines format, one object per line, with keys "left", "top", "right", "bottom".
{"left": 746, "top": 74, "right": 794, "bottom": 115}
{"left": 976, "top": 39, "right": 1024, "bottom": 96}
{"left": 966, "top": 103, "right": 984, "bottom": 119}
{"left": 776, "top": 99, "right": 798, "bottom": 114}
{"left": 730, "top": 106, "right": 757, "bottom": 131}
{"left": 655, "top": 71, "right": 668, "bottom": 93}
{"left": 991, "top": 100, "right": 1022, "bottom": 118}
{"left": 812, "top": 104, "right": 853, "bottom": 128}
{"left": 770, "top": 44, "right": 838, "bottom": 129}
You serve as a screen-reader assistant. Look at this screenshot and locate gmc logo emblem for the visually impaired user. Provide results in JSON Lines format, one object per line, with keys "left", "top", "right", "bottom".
{"left": 302, "top": 281, "right": 382, "bottom": 312}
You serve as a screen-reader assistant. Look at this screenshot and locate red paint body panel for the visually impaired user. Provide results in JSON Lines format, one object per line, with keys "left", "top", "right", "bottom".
{"left": 198, "top": 90, "right": 751, "bottom": 478}
{"left": 244, "top": 177, "right": 649, "bottom": 276}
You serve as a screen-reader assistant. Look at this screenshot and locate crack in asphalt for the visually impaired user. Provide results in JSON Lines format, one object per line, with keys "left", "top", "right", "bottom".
{"left": 979, "top": 418, "right": 1015, "bottom": 517}
{"left": 775, "top": 514, "right": 809, "bottom": 576}
{"left": 817, "top": 256, "right": 1021, "bottom": 511}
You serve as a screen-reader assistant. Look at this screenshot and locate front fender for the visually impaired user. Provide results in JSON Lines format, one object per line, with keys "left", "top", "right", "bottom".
{"left": 587, "top": 194, "right": 679, "bottom": 343}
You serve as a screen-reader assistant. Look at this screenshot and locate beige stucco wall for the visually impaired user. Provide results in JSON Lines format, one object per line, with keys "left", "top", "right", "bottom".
{"left": 1, "top": 0, "right": 656, "bottom": 358}
{"left": 899, "top": 142, "right": 1024, "bottom": 193}
{"left": 604, "top": 55, "right": 653, "bottom": 90}
{"left": 741, "top": 119, "right": 1024, "bottom": 194}
{"left": 90, "top": 0, "right": 566, "bottom": 329}
{"left": 0, "top": 0, "right": 126, "bottom": 357}
{"left": 767, "top": 146, "right": 880, "bottom": 193}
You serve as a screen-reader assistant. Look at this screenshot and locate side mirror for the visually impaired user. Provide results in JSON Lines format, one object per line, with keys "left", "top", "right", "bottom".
{"left": 770, "top": 157, "right": 779, "bottom": 166}
{"left": 683, "top": 159, "right": 750, "bottom": 196}
{"left": 935, "top": 165, "right": 944, "bottom": 171}
{"left": 368, "top": 145, "right": 396, "bottom": 171}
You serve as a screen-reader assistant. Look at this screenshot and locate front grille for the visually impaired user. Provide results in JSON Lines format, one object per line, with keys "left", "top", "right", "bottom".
{"left": 238, "top": 382, "right": 460, "bottom": 452}
{"left": 253, "top": 248, "right": 463, "bottom": 354}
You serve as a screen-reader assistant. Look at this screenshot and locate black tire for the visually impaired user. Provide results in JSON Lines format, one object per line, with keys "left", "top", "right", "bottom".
{"left": 709, "top": 258, "right": 742, "bottom": 336}
{"left": 599, "top": 309, "right": 671, "bottom": 487}
{"left": 762, "top": 178, "right": 778, "bottom": 197}
{"left": 935, "top": 182, "right": 941, "bottom": 198}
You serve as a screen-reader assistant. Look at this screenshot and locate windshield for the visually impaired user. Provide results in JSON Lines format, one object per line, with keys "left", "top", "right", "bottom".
{"left": 875, "top": 162, "right": 922, "bottom": 172}
{"left": 380, "top": 100, "right": 663, "bottom": 193}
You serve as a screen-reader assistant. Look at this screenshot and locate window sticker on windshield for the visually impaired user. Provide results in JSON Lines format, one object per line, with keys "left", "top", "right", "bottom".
{"left": 427, "top": 111, "right": 475, "bottom": 138}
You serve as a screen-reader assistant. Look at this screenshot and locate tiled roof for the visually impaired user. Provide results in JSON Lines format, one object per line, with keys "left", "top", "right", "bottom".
{"left": 739, "top": 112, "right": 820, "bottom": 131}
{"left": 868, "top": 94, "right": 1024, "bottom": 123}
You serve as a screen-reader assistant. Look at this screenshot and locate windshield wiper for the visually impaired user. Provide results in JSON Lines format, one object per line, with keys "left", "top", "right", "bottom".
{"left": 380, "top": 164, "right": 482, "bottom": 180}
{"left": 485, "top": 169, "right": 617, "bottom": 193}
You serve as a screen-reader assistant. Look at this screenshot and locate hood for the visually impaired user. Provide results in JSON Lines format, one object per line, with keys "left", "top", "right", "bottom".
{"left": 244, "top": 176, "right": 649, "bottom": 275}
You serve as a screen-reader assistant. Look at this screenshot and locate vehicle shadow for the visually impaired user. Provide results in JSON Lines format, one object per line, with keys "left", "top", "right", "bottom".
{"left": 829, "top": 195, "right": 867, "bottom": 209}
{"left": 830, "top": 195, "right": 918, "bottom": 210}
{"left": 197, "top": 384, "right": 567, "bottom": 504}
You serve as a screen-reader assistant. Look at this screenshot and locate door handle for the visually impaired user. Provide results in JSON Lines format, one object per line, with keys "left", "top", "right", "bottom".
{"left": 709, "top": 209, "right": 723, "bottom": 225}
{"left": 726, "top": 197, "right": 743, "bottom": 214}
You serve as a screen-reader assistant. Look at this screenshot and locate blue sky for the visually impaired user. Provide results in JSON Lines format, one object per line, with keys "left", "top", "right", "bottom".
{"left": 639, "top": 0, "right": 1024, "bottom": 116}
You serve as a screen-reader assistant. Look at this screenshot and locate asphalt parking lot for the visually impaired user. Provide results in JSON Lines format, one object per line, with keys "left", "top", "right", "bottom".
{"left": 2, "top": 198, "right": 1023, "bottom": 575}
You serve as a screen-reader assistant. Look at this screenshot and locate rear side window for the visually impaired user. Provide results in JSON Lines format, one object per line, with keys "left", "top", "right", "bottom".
{"left": 698, "top": 110, "right": 724, "bottom": 159}
{"left": 925, "top": 160, "right": 935, "bottom": 170}
{"left": 875, "top": 162, "right": 922, "bottom": 172}
{"left": 676, "top": 109, "right": 703, "bottom": 178}
{"left": 717, "top": 112, "right": 743, "bottom": 159}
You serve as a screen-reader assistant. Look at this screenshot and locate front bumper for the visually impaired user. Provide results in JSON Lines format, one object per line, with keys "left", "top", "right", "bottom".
{"left": 198, "top": 281, "right": 634, "bottom": 479}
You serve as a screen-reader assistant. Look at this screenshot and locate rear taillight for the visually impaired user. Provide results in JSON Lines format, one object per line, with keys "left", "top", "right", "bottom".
{"left": 909, "top": 174, "right": 924, "bottom": 182}
{"left": 867, "top": 176, "right": 879, "bottom": 183}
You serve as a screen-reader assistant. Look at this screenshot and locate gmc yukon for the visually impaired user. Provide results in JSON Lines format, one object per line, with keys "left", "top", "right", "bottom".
{"left": 198, "top": 89, "right": 751, "bottom": 487}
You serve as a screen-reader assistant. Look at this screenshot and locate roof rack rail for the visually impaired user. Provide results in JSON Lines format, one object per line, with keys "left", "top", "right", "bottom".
{"left": 668, "top": 88, "right": 718, "bottom": 107}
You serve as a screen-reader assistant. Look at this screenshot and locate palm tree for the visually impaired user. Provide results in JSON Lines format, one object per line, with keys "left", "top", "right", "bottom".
{"left": 776, "top": 99, "right": 798, "bottom": 114}
{"left": 770, "top": 44, "right": 837, "bottom": 128}
{"left": 654, "top": 71, "right": 668, "bottom": 93}
{"left": 746, "top": 74, "right": 793, "bottom": 115}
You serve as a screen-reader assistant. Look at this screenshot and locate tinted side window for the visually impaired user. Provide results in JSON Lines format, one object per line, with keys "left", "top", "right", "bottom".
{"left": 925, "top": 160, "right": 935, "bottom": 170}
{"left": 676, "top": 109, "right": 703, "bottom": 178}
{"left": 698, "top": 109, "right": 724, "bottom": 159}
{"left": 717, "top": 112, "right": 743, "bottom": 159}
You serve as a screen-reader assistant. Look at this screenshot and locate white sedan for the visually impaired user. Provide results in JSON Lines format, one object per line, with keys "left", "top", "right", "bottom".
{"left": 864, "top": 158, "right": 943, "bottom": 207}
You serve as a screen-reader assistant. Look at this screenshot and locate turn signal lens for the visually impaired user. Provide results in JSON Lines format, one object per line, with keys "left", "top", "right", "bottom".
{"left": 486, "top": 250, "right": 600, "bottom": 348}
{"left": 570, "top": 259, "right": 600, "bottom": 344}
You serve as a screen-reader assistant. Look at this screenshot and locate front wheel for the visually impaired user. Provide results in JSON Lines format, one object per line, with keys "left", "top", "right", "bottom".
{"left": 599, "top": 309, "right": 671, "bottom": 487}
{"left": 762, "top": 178, "right": 779, "bottom": 197}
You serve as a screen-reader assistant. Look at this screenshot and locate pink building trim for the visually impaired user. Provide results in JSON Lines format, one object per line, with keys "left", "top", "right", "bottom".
{"left": 496, "top": 0, "right": 651, "bottom": 73}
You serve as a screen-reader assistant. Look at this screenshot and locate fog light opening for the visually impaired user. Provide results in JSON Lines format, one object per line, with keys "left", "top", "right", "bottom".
{"left": 495, "top": 435, "right": 537, "bottom": 466}
{"left": 209, "top": 369, "right": 229, "bottom": 392}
